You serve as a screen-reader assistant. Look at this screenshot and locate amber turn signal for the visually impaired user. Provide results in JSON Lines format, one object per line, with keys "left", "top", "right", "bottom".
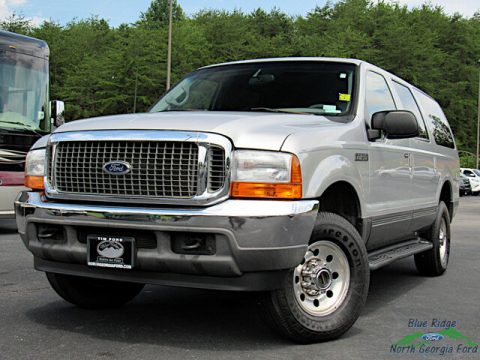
{"left": 231, "top": 182, "right": 302, "bottom": 199}
{"left": 231, "top": 155, "right": 302, "bottom": 199}
{"left": 24, "top": 175, "right": 44, "bottom": 190}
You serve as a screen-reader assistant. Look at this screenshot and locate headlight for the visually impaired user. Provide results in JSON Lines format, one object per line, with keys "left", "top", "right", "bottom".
{"left": 231, "top": 150, "right": 302, "bottom": 199}
{"left": 24, "top": 149, "right": 46, "bottom": 189}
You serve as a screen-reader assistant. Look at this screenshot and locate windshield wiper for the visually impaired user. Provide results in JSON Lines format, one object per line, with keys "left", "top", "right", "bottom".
{"left": 250, "top": 107, "right": 312, "bottom": 115}
{"left": 0, "top": 120, "right": 43, "bottom": 135}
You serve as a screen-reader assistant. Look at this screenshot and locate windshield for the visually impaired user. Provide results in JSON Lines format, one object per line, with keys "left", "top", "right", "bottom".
{"left": 0, "top": 50, "right": 49, "bottom": 133}
{"left": 150, "top": 62, "right": 356, "bottom": 116}
{"left": 474, "top": 170, "right": 480, "bottom": 177}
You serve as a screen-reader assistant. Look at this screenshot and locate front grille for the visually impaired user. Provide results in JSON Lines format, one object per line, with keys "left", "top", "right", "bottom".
{"left": 51, "top": 141, "right": 201, "bottom": 198}
{"left": 208, "top": 146, "right": 226, "bottom": 192}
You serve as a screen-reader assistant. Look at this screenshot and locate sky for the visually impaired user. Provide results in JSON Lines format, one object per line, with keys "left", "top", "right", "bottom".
{"left": 0, "top": 0, "right": 478, "bottom": 27}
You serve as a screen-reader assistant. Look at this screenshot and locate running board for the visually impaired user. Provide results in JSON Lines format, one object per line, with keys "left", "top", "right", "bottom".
{"left": 368, "top": 239, "right": 433, "bottom": 271}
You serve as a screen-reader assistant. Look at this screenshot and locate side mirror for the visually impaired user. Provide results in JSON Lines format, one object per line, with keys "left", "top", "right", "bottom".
{"left": 50, "top": 100, "right": 65, "bottom": 128}
{"left": 368, "top": 110, "right": 419, "bottom": 141}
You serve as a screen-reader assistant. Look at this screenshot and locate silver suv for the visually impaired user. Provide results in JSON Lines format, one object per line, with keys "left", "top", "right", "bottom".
{"left": 16, "top": 58, "right": 459, "bottom": 343}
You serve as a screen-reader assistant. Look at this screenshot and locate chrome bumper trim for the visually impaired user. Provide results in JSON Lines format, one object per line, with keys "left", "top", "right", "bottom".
{"left": 16, "top": 192, "right": 318, "bottom": 221}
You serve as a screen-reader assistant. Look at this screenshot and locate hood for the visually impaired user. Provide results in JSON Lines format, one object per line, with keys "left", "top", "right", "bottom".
{"left": 55, "top": 111, "right": 341, "bottom": 151}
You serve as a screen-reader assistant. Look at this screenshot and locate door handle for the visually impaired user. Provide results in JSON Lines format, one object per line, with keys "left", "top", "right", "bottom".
{"left": 403, "top": 153, "right": 410, "bottom": 159}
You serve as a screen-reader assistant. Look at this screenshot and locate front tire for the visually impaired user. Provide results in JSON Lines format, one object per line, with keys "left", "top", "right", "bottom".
{"left": 261, "top": 212, "right": 370, "bottom": 343}
{"left": 46, "top": 272, "right": 144, "bottom": 309}
{"left": 414, "top": 201, "right": 451, "bottom": 276}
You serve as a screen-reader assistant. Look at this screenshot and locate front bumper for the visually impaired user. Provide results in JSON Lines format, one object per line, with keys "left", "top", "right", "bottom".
{"left": 0, "top": 185, "right": 24, "bottom": 219}
{"left": 471, "top": 183, "right": 480, "bottom": 193}
{"left": 15, "top": 192, "right": 319, "bottom": 291}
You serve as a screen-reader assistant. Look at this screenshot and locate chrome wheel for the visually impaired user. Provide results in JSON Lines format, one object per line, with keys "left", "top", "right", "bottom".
{"left": 264, "top": 212, "right": 370, "bottom": 343}
{"left": 293, "top": 241, "right": 350, "bottom": 316}
{"left": 438, "top": 217, "right": 449, "bottom": 269}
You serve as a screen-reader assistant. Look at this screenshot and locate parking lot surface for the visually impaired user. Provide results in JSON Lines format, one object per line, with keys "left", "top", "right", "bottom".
{"left": 0, "top": 197, "right": 479, "bottom": 359}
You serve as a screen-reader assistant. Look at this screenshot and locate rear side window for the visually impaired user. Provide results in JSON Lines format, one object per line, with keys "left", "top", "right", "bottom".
{"left": 412, "top": 88, "right": 455, "bottom": 149}
{"left": 366, "top": 71, "right": 396, "bottom": 119}
{"left": 429, "top": 114, "right": 455, "bottom": 148}
{"left": 392, "top": 81, "right": 429, "bottom": 140}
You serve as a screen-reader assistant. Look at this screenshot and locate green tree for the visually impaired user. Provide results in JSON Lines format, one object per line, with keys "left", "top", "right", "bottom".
{"left": 31, "top": 21, "right": 65, "bottom": 100}
{"left": 0, "top": 13, "right": 32, "bottom": 34}
{"left": 140, "top": 0, "right": 185, "bottom": 26}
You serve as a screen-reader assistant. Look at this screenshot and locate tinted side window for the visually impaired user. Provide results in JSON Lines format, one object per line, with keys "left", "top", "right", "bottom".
{"left": 392, "top": 81, "right": 429, "bottom": 139}
{"left": 463, "top": 170, "right": 474, "bottom": 176}
{"left": 412, "top": 88, "right": 455, "bottom": 149}
{"left": 430, "top": 114, "right": 455, "bottom": 148}
{"left": 366, "top": 71, "right": 396, "bottom": 119}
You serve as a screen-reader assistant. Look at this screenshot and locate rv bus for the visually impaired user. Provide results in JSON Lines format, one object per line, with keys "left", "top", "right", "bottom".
{"left": 0, "top": 30, "right": 62, "bottom": 218}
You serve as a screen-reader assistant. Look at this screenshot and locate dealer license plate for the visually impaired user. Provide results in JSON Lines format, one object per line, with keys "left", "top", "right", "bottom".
{"left": 87, "top": 235, "right": 135, "bottom": 269}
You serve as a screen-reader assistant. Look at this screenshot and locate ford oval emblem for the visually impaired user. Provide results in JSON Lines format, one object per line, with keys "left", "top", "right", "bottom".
{"left": 103, "top": 160, "right": 131, "bottom": 175}
{"left": 421, "top": 333, "right": 444, "bottom": 342}
{"left": 97, "top": 240, "right": 125, "bottom": 259}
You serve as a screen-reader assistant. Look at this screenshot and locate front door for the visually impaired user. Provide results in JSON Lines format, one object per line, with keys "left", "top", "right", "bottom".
{"left": 365, "top": 71, "right": 413, "bottom": 250}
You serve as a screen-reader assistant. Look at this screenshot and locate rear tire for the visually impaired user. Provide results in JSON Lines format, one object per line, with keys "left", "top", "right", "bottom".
{"left": 261, "top": 212, "right": 369, "bottom": 343}
{"left": 46, "top": 272, "right": 144, "bottom": 309}
{"left": 414, "top": 201, "right": 450, "bottom": 276}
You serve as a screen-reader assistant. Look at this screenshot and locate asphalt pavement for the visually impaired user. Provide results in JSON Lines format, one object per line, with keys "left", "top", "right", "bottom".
{"left": 0, "top": 197, "right": 479, "bottom": 360}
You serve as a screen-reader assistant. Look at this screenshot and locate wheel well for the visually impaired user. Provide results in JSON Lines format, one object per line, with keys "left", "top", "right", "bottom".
{"left": 318, "top": 182, "right": 362, "bottom": 235}
{"left": 440, "top": 181, "right": 453, "bottom": 218}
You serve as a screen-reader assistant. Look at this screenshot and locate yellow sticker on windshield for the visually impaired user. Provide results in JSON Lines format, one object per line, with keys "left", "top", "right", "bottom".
{"left": 339, "top": 93, "right": 351, "bottom": 102}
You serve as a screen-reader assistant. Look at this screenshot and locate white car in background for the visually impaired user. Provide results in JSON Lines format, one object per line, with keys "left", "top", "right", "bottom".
{"left": 460, "top": 168, "right": 480, "bottom": 196}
